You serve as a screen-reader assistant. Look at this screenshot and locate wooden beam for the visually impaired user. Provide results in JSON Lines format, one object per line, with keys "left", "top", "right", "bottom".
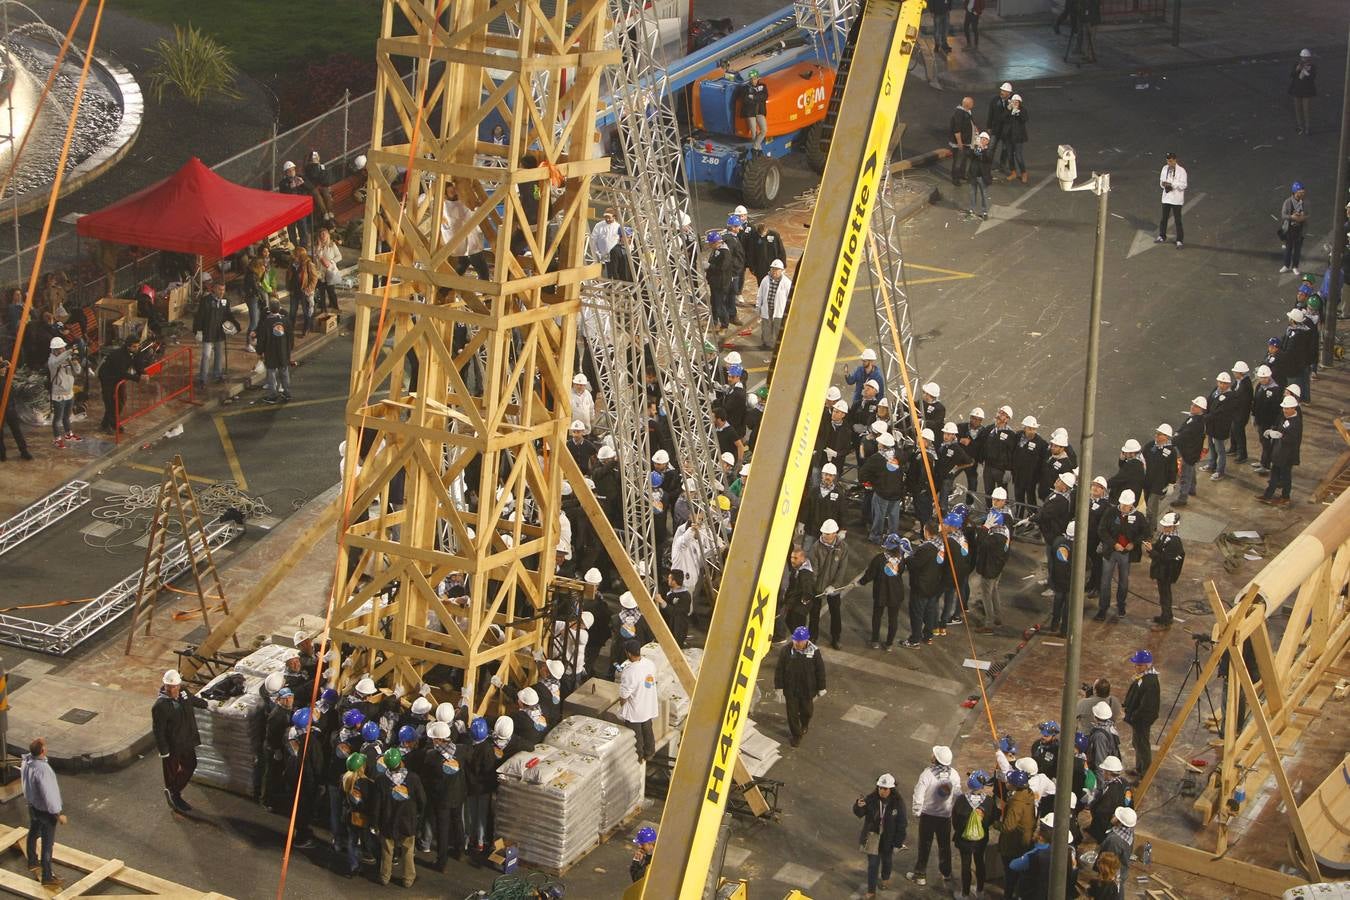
{"left": 54, "top": 859, "right": 124, "bottom": 899}
{"left": 1137, "top": 835, "right": 1305, "bottom": 897}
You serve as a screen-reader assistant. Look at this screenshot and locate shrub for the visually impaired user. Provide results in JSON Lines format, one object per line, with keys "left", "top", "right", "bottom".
{"left": 147, "top": 25, "right": 243, "bottom": 105}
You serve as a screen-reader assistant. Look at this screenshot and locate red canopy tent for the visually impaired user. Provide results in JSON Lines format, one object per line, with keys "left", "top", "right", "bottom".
{"left": 75, "top": 157, "right": 313, "bottom": 257}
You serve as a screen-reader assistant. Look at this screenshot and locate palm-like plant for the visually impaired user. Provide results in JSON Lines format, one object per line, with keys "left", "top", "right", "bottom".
{"left": 147, "top": 25, "right": 243, "bottom": 105}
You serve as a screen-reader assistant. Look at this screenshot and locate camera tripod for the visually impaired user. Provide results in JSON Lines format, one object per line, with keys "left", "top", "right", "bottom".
{"left": 1158, "top": 633, "right": 1222, "bottom": 737}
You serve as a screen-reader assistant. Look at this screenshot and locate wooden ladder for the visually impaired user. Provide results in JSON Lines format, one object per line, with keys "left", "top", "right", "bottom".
{"left": 124, "top": 455, "right": 237, "bottom": 654}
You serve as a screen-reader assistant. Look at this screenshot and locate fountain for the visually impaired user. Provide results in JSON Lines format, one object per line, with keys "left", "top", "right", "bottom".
{"left": 0, "top": 0, "right": 141, "bottom": 217}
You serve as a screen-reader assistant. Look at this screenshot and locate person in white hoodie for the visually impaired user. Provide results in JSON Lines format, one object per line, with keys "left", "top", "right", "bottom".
{"left": 617, "top": 640, "right": 659, "bottom": 762}
{"left": 906, "top": 745, "right": 958, "bottom": 887}
{"left": 1156, "top": 151, "right": 1187, "bottom": 249}
{"left": 755, "top": 259, "right": 791, "bottom": 350}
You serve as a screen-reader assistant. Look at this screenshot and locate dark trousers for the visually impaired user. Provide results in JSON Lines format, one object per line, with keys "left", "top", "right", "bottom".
{"left": 914, "top": 813, "right": 953, "bottom": 877}
{"left": 1258, "top": 432, "right": 1274, "bottom": 469}
{"left": 922, "top": 593, "right": 940, "bottom": 640}
{"left": 162, "top": 749, "right": 197, "bottom": 796}
{"left": 1049, "top": 589, "right": 1068, "bottom": 633}
{"left": 1, "top": 405, "right": 29, "bottom": 456}
{"left": 1131, "top": 720, "right": 1153, "bottom": 775}
{"left": 957, "top": 839, "right": 988, "bottom": 894}
{"left": 1158, "top": 203, "right": 1184, "bottom": 242}
{"left": 432, "top": 801, "right": 465, "bottom": 868}
{"left": 872, "top": 599, "right": 902, "bottom": 645}
{"left": 1283, "top": 224, "right": 1305, "bottom": 269}
{"left": 453, "top": 252, "right": 490, "bottom": 280}
{"left": 1013, "top": 479, "right": 1037, "bottom": 512}
{"left": 962, "top": 11, "right": 980, "bottom": 46}
{"left": 907, "top": 594, "right": 927, "bottom": 643}
{"left": 1263, "top": 464, "right": 1292, "bottom": 499}
{"left": 1087, "top": 550, "right": 1103, "bottom": 594}
{"left": 785, "top": 689, "right": 814, "bottom": 739}
{"left": 821, "top": 592, "right": 842, "bottom": 644}
{"left": 629, "top": 718, "right": 655, "bottom": 760}
{"left": 982, "top": 465, "right": 1008, "bottom": 504}
{"left": 316, "top": 282, "right": 339, "bottom": 310}
{"left": 867, "top": 846, "right": 895, "bottom": 892}
{"left": 1002, "top": 853, "right": 1021, "bottom": 898}
{"left": 98, "top": 379, "right": 125, "bottom": 431}
{"left": 1156, "top": 578, "right": 1173, "bottom": 624}
{"left": 1229, "top": 419, "right": 1248, "bottom": 460}
{"left": 951, "top": 146, "right": 969, "bottom": 184}
{"left": 26, "top": 809, "right": 56, "bottom": 881}
{"left": 290, "top": 291, "right": 313, "bottom": 336}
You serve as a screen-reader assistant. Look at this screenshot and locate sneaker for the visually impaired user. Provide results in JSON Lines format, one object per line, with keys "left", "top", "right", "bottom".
{"left": 901, "top": 640, "right": 920, "bottom": 649}
{"left": 1092, "top": 612, "right": 1107, "bottom": 622}
{"left": 1279, "top": 266, "right": 1291, "bottom": 274}
{"left": 172, "top": 793, "right": 193, "bottom": 812}
{"left": 870, "top": 641, "right": 881, "bottom": 649}
{"left": 950, "top": 615, "right": 963, "bottom": 625}
{"left": 1200, "top": 464, "right": 1214, "bottom": 472}
{"left": 64, "top": 432, "right": 82, "bottom": 442}
{"left": 1249, "top": 460, "right": 1264, "bottom": 468}
{"left": 1154, "top": 235, "right": 1165, "bottom": 244}
{"left": 1293, "top": 268, "right": 1301, "bottom": 276}
{"left": 263, "top": 396, "right": 279, "bottom": 404}
{"left": 906, "top": 872, "right": 927, "bottom": 886}
{"left": 924, "top": 638, "right": 934, "bottom": 645}
{"left": 53, "top": 438, "right": 65, "bottom": 449}
{"left": 41, "top": 876, "right": 63, "bottom": 887}
{"left": 884, "top": 644, "right": 894, "bottom": 652}
{"left": 1176, "top": 241, "right": 1183, "bottom": 249}
{"left": 1210, "top": 472, "right": 1223, "bottom": 481}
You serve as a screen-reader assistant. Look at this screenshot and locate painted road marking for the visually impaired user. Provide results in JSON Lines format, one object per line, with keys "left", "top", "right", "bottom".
{"left": 123, "top": 462, "right": 217, "bottom": 485}
{"left": 975, "top": 173, "right": 1057, "bottom": 235}
{"left": 1127, "top": 192, "right": 1207, "bottom": 258}
{"left": 217, "top": 393, "right": 352, "bottom": 417}
{"left": 212, "top": 415, "right": 249, "bottom": 491}
{"left": 903, "top": 261, "right": 977, "bottom": 287}
{"left": 827, "top": 646, "right": 965, "bottom": 695}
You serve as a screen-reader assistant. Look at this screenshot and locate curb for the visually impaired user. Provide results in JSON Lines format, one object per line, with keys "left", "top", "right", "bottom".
{"left": 48, "top": 732, "right": 157, "bottom": 775}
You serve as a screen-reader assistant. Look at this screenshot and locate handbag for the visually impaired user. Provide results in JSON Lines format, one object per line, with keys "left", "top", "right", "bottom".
{"left": 861, "top": 831, "right": 881, "bottom": 855}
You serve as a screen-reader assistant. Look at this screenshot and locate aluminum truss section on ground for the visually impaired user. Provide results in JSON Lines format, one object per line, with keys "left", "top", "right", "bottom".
{"left": 0, "top": 522, "right": 243, "bottom": 655}
{"left": 603, "top": 0, "right": 726, "bottom": 562}
{"left": 0, "top": 480, "right": 90, "bottom": 557}
{"left": 869, "top": 171, "right": 920, "bottom": 414}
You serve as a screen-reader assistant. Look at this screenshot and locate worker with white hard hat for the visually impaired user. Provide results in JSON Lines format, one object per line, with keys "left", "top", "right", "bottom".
{"left": 1096, "top": 487, "right": 1147, "bottom": 622}
{"left": 1259, "top": 394, "right": 1303, "bottom": 505}
{"left": 1204, "top": 370, "right": 1236, "bottom": 481}
{"left": 1034, "top": 470, "right": 1074, "bottom": 614}
{"left": 48, "top": 334, "right": 79, "bottom": 446}
{"left": 867, "top": 429, "right": 908, "bottom": 543}
{"left": 936, "top": 422, "right": 974, "bottom": 506}
{"left": 1172, "top": 396, "right": 1208, "bottom": 507}
{"left": 1106, "top": 437, "right": 1145, "bottom": 504}
{"left": 981, "top": 405, "right": 1017, "bottom": 503}
{"left": 818, "top": 399, "right": 854, "bottom": 475}
{"left": 755, "top": 254, "right": 792, "bottom": 349}
{"left": 844, "top": 347, "right": 885, "bottom": 405}
{"left": 1087, "top": 754, "right": 1129, "bottom": 844}
{"left": 569, "top": 371, "right": 595, "bottom": 433}
{"left": 152, "top": 668, "right": 206, "bottom": 814}
{"left": 1139, "top": 423, "right": 1177, "bottom": 514}
{"left": 954, "top": 408, "right": 986, "bottom": 501}
{"left": 1041, "top": 427, "right": 1076, "bottom": 501}
{"left": 809, "top": 517, "right": 850, "bottom": 650}
{"left": 1229, "top": 360, "right": 1254, "bottom": 464}
{"left": 905, "top": 746, "right": 958, "bottom": 888}
{"left": 1250, "top": 364, "right": 1281, "bottom": 475}
{"left": 855, "top": 771, "right": 906, "bottom": 896}
{"left": 1012, "top": 416, "right": 1046, "bottom": 511}
{"left": 803, "top": 460, "right": 845, "bottom": 545}
{"left": 918, "top": 382, "right": 944, "bottom": 434}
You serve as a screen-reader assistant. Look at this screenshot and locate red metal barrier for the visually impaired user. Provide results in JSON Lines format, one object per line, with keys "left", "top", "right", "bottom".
{"left": 114, "top": 346, "right": 195, "bottom": 442}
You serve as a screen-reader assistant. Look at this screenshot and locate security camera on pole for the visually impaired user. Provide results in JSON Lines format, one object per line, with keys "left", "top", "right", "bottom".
{"left": 1049, "top": 143, "right": 1111, "bottom": 900}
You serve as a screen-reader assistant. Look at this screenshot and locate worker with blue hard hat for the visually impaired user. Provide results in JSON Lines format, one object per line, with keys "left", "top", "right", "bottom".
{"left": 953, "top": 770, "right": 997, "bottom": 898}
{"left": 999, "top": 766, "right": 1038, "bottom": 896}
{"left": 1123, "top": 647, "right": 1160, "bottom": 777}
{"left": 774, "top": 623, "right": 826, "bottom": 747}
{"left": 863, "top": 533, "right": 911, "bottom": 650}
{"left": 630, "top": 825, "right": 658, "bottom": 883}
{"left": 1280, "top": 181, "right": 1308, "bottom": 275}
{"left": 1030, "top": 721, "right": 1061, "bottom": 777}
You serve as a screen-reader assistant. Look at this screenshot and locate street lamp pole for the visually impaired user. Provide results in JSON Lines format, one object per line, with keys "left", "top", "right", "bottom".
{"left": 1322, "top": 24, "right": 1350, "bottom": 367}
{"left": 1049, "top": 151, "right": 1109, "bottom": 899}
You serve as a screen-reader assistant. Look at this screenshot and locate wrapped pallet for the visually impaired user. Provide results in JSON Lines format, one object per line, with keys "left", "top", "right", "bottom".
{"left": 544, "top": 716, "right": 644, "bottom": 833}
{"left": 192, "top": 669, "right": 266, "bottom": 796}
{"left": 495, "top": 745, "right": 605, "bottom": 872}
{"left": 232, "top": 644, "right": 292, "bottom": 680}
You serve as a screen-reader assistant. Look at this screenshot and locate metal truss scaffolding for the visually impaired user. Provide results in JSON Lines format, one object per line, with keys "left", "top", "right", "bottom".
{"left": 869, "top": 171, "right": 920, "bottom": 409}
{"left": 331, "top": 0, "right": 616, "bottom": 712}
{"left": 0, "top": 479, "right": 89, "bottom": 557}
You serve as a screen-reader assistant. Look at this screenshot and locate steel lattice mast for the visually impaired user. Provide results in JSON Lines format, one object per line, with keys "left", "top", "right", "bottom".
{"left": 870, "top": 171, "right": 920, "bottom": 403}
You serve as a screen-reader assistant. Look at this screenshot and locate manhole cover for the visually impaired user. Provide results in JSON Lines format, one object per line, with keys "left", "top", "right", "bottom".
{"left": 58, "top": 708, "right": 97, "bottom": 725}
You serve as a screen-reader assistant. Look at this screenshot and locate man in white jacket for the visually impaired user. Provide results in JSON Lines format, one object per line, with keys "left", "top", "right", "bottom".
{"left": 617, "top": 640, "right": 659, "bottom": 762}
{"left": 756, "top": 259, "right": 791, "bottom": 350}
{"left": 569, "top": 372, "right": 596, "bottom": 434}
{"left": 589, "top": 207, "right": 621, "bottom": 264}
{"left": 1156, "top": 151, "right": 1187, "bottom": 249}
{"left": 906, "top": 745, "right": 958, "bottom": 888}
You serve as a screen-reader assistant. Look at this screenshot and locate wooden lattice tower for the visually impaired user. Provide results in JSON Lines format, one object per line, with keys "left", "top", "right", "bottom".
{"left": 330, "top": 0, "right": 616, "bottom": 713}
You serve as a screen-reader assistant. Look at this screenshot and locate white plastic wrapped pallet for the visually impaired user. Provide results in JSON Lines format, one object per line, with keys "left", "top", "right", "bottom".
{"left": 544, "top": 715, "right": 644, "bottom": 832}
{"left": 192, "top": 668, "right": 266, "bottom": 795}
{"left": 496, "top": 744, "right": 605, "bottom": 871}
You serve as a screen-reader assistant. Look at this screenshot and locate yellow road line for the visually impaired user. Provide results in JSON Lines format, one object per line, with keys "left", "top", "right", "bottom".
{"left": 124, "top": 462, "right": 217, "bottom": 485}
{"left": 212, "top": 415, "right": 249, "bottom": 491}
{"left": 217, "top": 393, "right": 351, "bottom": 418}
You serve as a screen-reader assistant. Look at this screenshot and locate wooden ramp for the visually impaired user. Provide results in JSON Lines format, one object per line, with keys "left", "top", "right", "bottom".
{"left": 1299, "top": 753, "right": 1350, "bottom": 873}
{"left": 0, "top": 825, "right": 230, "bottom": 898}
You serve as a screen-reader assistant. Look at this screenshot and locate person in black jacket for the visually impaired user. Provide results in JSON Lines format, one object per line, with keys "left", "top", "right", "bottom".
{"left": 956, "top": 408, "right": 987, "bottom": 503}
{"left": 739, "top": 71, "right": 769, "bottom": 151}
{"left": 938, "top": 510, "right": 973, "bottom": 630}
{"left": 973, "top": 506, "right": 1011, "bottom": 628}
{"left": 1039, "top": 430, "right": 1077, "bottom": 501}
{"left": 256, "top": 299, "right": 292, "bottom": 402}
{"left": 373, "top": 747, "right": 426, "bottom": 888}
{"left": 1047, "top": 522, "right": 1074, "bottom": 636}
{"left": 1146, "top": 511, "right": 1185, "bottom": 626}
{"left": 967, "top": 132, "right": 993, "bottom": 219}
{"left": 705, "top": 232, "right": 734, "bottom": 329}
{"left": 461, "top": 718, "right": 498, "bottom": 861}
{"left": 1250, "top": 365, "right": 1282, "bottom": 475}
{"left": 774, "top": 625, "right": 826, "bottom": 747}
{"left": 96, "top": 335, "right": 144, "bottom": 433}
{"left": 1259, "top": 396, "right": 1303, "bottom": 504}
{"left": 607, "top": 228, "right": 634, "bottom": 281}
{"left": 192, "top": 280, "right": 240, "bottom": 385}
{"left": 920, "top": 382, "right": 945, "bottom": 436}
{"left": 860, "top": 535, "right": 909, "bottom": 649}
{"left": 1095, "top": 490, "right": 1147, "bottom": 621}
{"left": 1204, "top": 372, "right": 1236, "bottom": 480}
{"left": 855, "top": 772, "right": 908, "bottom": 897}
{"left": 1084, "top": 477, "right": 1112, "bottom": 597}
{"left": 1003, "top": 94, "right": 1030, "bottom": 183}
{"left": 1012, "top": 417, "right": 1047, "bottom": 512}
{"left": 747, "top": 222, "right": 786, "bottom": 282}
{"left": 780, "top": 547, "right": 818, "bottom": 637}
{"left": 1106, "top": 440, "right": 1145, "bottom": 504}
{"left": 630, "top": 826, "right": 658, "bottom": 883}
{"left": 982, "top": 405, "right": 1017, "bottom": 502}
{"left": 801, "top": 463, "right": 846, "bottom": 544}
{"left": 723, "top": 216, "right": 749, "bottom": 306}
{"left": 869, "top": 435, "right": 909, "bottom": 542}
{"left": 1172, "top": 396, "right": 1206, "bottom": 506}
{"left": 411, "top": 722, "right": 465, "bottom": 871}
{"left": 949, "top": 97, "right": 975, "bottom": 184}
{"left": 0, "top": 357, "right": 31, "bottom": 461}
{"left": 986, "top": 83, "right": 1013, "bottom": 172}
{"left": 1228, "top": 361, "right": 1254, "bottom": 462}
{"left": 152, "top": 669, "right": 207, "bottom": 814}
{"left": 284, "top": 706, "right": 325, "bottom": 848}
{"left": 904, "top": 520, "right": 945, "bottom": 647}
{"left": 1035, "top": 472, "right": 1073, "bottom": 587}
{"left": 952, "top": 772, "right": 996, "bottom": 899}
{"left": 1141, "top": 426, "right": 1177, "bottom": 515}
{"left": 1122, "top": 649, "right": 1161, "bottom": 777}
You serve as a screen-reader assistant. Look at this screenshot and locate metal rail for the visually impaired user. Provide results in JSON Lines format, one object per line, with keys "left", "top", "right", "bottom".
{"left": 0, "top": 479, "right": 90, "bottom": 557}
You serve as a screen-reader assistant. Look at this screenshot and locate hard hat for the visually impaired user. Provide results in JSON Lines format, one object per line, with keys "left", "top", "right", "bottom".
{"left": 1119, "top": 489, "right": 1136, "bottom": 506}
{"left": 1114, "top": 807, "right": 1138, "bottom": 827}
{"left": 1039, "top": 812, "right": 1057, "bottom": 829}
{"left": 282, "top": 160, "right": 296, "bottom": 170}
{"left": 998, "top": 405, "right": 1014, "bottom": 417}
{"left": 770, "top": 258, "right": 785, "bottom": 270}
{"left": 942, "top": 511, "right": 964, "bottom": 528}
{"left": 1155, "top": 423, "right": 1173, "bottom": 437}
{"left": 634, "top": 826, "right": 658, "bottom": 845}
{"left": 321, "top": 687, "right": 339, "bottom": 708}
{"left": 470, "top": 717, "right": 490, "bottom": 741}
{"left": 1015, "top": 757, "right": 1038, "bottom": 775}
{"left": 411, "top": 697, "right": 432, "bottom": 715}
{"left": 518, "top": 687, "right": 539, "bottom": 707}
{"left": 877, "top": 773, "right": 896, "bottom": 789}
{"left": 383, "top": 747, "right": 404, "bottom": 768}
{"left": 733, "top": 204, "right": 748, "bottom": 217}
{"left": 1092, "top": 475, "right": 1108, "bottom": 488}
{"left": 572, "top": 372, "right": 590, "bottom": 385}
{"left": 1000, "top": 81, "right": 1013, "bottom": 91}
{"left": 569, "top": 419, "right": 587, "bottom": 432}
{"left": 920, "top": 428, "right": 935, "bottom": 442}
{"left": 791, "top": 625, "right": 811, "bottom": 642}
{"left": 1074, "top": 731, "right": 1089, "bottom": 752}
{"left": 293, "top": 630, "right": 311, "bottom": 647}
{"left": 1288, "top": 308, "right": 1305, "bottom": 323}
{"left": 435, "top": 702, "right": 455, "bottom": 723}
{"left": 877, "top": 432, "right": 896, "bottom": 447}
{"left": 679, "top": 211, "right": 691, "bottom": 228}
{"left": 346, "top": 751, "right": 368, "bottom": 772}
{"left": 598, "top": 444, "right": 616, "bottom": 460}
{"left": 1022, "top": 416, "right": 1039, "bottom": 429}
{"left": 1281, "top": 395, "right": 1299, "bottom": 408}
{"left": 1160, "top": 512, "right": 1179, "bottom": 527}
{"left": 353, "top": 154, "right": 367, "bottom": 170}
{"left": 163, "top": 669, "right": 182, "bottom": 686}
{"left": 833, "top": 399, "right": 850, "bottom": 413}
{"left": 1099, "top": 755, "right": 1124, "bottom": 773}
{"left": 356, "top": 677, "right": 377, "bottom": 696}
{"left": 725, "top": 351, "right": 743, "bottom": 366}
{"left": 1059, "top": 472, "right": 1076, "bottom": 489}
{"left": 876, "top": 397, "right": 889, "bottom": 407}
{"left": 1268, "top": 337, "right": 1283, "bottom": 347}
{"left": 991, "top": 487, "right": 1008, "bottom": 500}
{"left": 581, "top": 611, "right": 595, "bottom": 629}
{"left": 1216, "top": 371, "right": 1232, "bottom": 383}
{"left": 826, "top": 386, "right": 842, "bottom": 402}
{"left": 821, "top": 462, "right": 838, "bottom": 475}
{"left": 1299, "top": 48, "right": 1312, "bottom": 57}
{"left": 820, "top": 518, "right": 839, "bottom": 535}
{"left": 970, "top": 407, "right": 985, "bottom": 419}
{"left": 1129, "top": 649, "right": 1154, "bottom": 665}
{"left": 1291, "top": 180, "right": 1304, "bottom": 191}
{"left": 494, "top": 716, "right": 514, "bottom": 740}
{"left": 1000, "top": 737, "right": 1020, "bottom": 760}
{"left": 932, "top": 745, "right": 953, "bottom": 766}
{"left": 1286, "top": 384, "right": 1302, "bottom": 397}
{"left": 49, "top": 336, "right": 66, "bottom": 350}
{"left": 359, "top": 720, "right": 380, "bottom": 742}
{"left": 397, "top": 725, "right": 417, "bottom": 744}
{"left": 747, "top": 69, "right": 760, "bottom": 78}
{"left": 546, "top": 659, "right": 565, "bottom": 680}
{"left": 619, "top": 591, "right": 638, "bottom": 609}
{"left": 1232, "top": 361, "right": 1249, "bottom": 374}
{"left": 584, "top": 567, "right": 603, "bottom": 585}
{"left": 1050, "top": 428, "right": 1069, "bottom": 446}
{"left": 1008, "top": 770, "right": 1030, "bottom": 788}
{"left": 922, "top": 382, "right": 940, "bottom": 399}
{"left": 968, "top": 770, "right": 991, "bottom": 790}
{"left": 281, "top": 647, "right": 301, "bottom": 663}
{"left": 860, "top": 348, "right": 877, "bottom": 361}
{"left": 1191, "top": 396, "right": 1208, "bottom": 410}
{"left": 1011, "top": 93, "right": 1023, "bottom": 103}
{"left": 1066, "top": 521, "right": 1076, "bottom": 539}
{"left": 882, "top": 533, "right": 903, "bottom": 550}
{"left": 1093, "top": 701, "right": 1113, "bottom": 720}
{"left": 726, "top": 214, "right": 744, "bottom": 227}
{"left": 264, "top": 673, "right": 285, "bottom": 693}
{"left": 727, "top": 364, "right": 745, "bottom": 377}
{"left": 705, "top": 231, "right": 722, "bottom": 244}
{"left": 1121, "top": 438, "right": 1141, "bottom": 453}
{"left": 942, "top": 422, "right": 958, "bottom": 435}
{"left": 292, "top": 707, "right": 312, "bottom": 729}
{"left": 721, "top": 451, "right": 736, "bottom": 467}
{"left": 869, "top": 421, "right": 890, "bottom": 437}
{"left": 427, "top": 721, "right": 452, "bottom": 740}
{"left": 342, "top": 709, "right": 365, "bottom": 729}
{"left": 652, "top": 449, "right": 670, "bottom": 465}
{"left": 1039, "top": 720, "right": 1061, "bottom": 736}
{"left": 748, "top": 394, "right": 761, "bottom": 409}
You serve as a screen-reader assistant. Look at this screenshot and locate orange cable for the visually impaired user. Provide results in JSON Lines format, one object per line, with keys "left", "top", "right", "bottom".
{"left": 274, "top": 1, "right": 450, "bottom": 895}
